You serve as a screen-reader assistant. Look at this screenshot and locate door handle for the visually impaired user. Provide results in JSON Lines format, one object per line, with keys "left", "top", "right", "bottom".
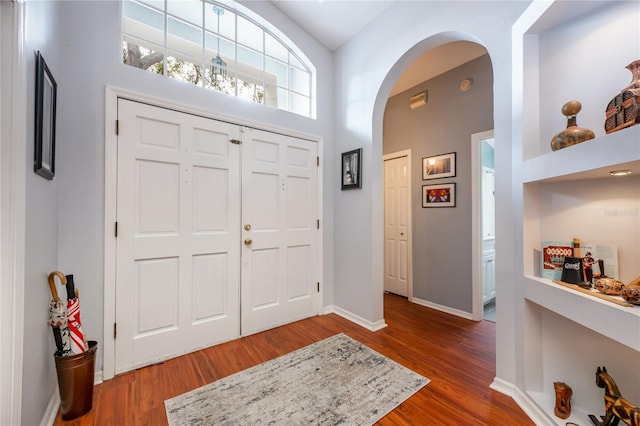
{"left": 244, "top": 224, "right": 252, "bottom": 231}
{"left": 244, "top": 238, "right": 253, "bottom": 246}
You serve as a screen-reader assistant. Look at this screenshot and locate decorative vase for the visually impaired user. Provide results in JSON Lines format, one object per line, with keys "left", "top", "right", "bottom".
{"left": 623, "top": 59, "right": 640, "bottom": 90}
{"left": 551, "top": 100, "right": 595, "bottom": 151}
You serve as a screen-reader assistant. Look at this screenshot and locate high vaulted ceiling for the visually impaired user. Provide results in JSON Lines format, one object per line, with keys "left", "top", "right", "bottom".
{"left": 269, "top": 1, "right": 487, "bottom": 96}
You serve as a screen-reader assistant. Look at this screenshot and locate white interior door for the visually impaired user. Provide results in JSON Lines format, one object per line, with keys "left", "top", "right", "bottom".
{"left": 240, "top": 128, "right": 319, "bottom": 335}
{"left": 384, "top": 155, "right": 410, "bottom": 297}
{"left": 115, "top": 99, "right": 241, "bottom": 373}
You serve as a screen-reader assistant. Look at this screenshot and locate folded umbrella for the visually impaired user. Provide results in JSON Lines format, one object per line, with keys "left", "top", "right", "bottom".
{"left": 65, "top": 274, "right": 87, "bottom": 354}
{"left": 48, "top": 271, "right": 71, "bottom": 356}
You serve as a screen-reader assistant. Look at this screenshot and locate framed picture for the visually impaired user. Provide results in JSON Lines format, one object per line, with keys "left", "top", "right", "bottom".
{"left": 422, "top": 152, "right": 456, "bottom": 180}
{"left": 34, "top": 51, "right": 57, "bottom": 180}
{"left": 422, "top": 183, "right": 456, "bottom": 208}
{"left": 341, "top": 148, "right": 362, "bottom": 190}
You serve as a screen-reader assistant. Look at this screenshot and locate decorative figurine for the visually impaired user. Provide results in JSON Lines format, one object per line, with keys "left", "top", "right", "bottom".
{"left": 605, "top": 60, "right": 640, "bottom": 134}
{"left": 620, "top": 276, "right": 640, "bottom": 305}
{"left": 554, "top": 381, "right": 572, "bottom": 419}
{"left": 589, "top": 366, "right": 640, "bottom": 426}
{"left": 551, "top": 100, "right": 595, "bottom": 151}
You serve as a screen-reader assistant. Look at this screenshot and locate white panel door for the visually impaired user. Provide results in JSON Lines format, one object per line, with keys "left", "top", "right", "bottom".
{"left": 384, "top": 156, "right": 409, "bottom": 297}
{"left": 240, "top": 128, "right": 319, "bottom": 335}
{"left": 115, "top": 99, "right": 241, "bottom": 373}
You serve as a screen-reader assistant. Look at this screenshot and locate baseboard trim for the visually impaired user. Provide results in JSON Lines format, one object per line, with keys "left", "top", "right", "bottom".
{"left": 323, "top": 305, "right": 387, "bottom": 331}
{"left": 409, "top": 297, "right": 474, "bottom": 320}
{"left": 40, "top": 371, "right": 104, "bottom": 426}
{"left": 490, "top": 377, "right": 554, "bottom": 425}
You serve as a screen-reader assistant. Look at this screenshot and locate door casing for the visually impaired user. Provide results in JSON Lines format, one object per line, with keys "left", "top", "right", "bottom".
{"left": 103, "top": 86, "right": 324, "bottom": 380}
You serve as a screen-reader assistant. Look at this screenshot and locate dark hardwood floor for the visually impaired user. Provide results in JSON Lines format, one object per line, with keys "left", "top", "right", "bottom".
{"left": 54, "top": 293, "right": 534, "bottom": 425}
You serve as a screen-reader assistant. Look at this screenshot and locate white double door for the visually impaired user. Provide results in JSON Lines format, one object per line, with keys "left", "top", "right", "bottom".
{"left": 114, "top": 99, "right": 319, "bottom": 374}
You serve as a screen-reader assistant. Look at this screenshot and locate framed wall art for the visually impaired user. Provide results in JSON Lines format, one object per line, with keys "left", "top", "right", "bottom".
{"left": 34, "top": 51, "right": 57, "bottom": 180}
{"left": 341, "top": 148, "right": 362, "bottom": 190}
{"left": 422, "top": 183, "right": 456, "bottom": 208}
{"left": 422, "top": 152, "right": 456, "bottom": 180}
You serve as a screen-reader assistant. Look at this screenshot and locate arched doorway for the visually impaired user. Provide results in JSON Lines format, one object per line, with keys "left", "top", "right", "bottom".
{"left": 376, "top": 35, "right": 495, "bottom": 322}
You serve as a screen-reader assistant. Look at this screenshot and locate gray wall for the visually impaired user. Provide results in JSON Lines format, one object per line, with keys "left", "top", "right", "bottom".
{"left": 21, "top": 1, "right": 334, "bottom": 423}
{"left": 383, "top": 54, "right": 493, "bottom": 313}
{"left": 23, "top": 1, "right": 64, "bottom": 424}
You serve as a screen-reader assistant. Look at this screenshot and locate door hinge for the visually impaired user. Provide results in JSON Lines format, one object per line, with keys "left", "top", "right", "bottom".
{"left": 116, "top": 120, "right": 119, "bottom": 135}
{"left": 317, "top": 282, "right": 320, "bottom": 292}
{"left": 230, "top": 139, "right": 242, "bottom": 145}
{"left": 115, "top": 221, "right": 118, "bottom": 237}
{"left": 113, "top": 322, "right": 117, "bottom": 339}
{"left": 317, "top": 156, "right": 320, "bottom": 166}
{"left": 317, "top": 219, "right": 320, "bottom": 230}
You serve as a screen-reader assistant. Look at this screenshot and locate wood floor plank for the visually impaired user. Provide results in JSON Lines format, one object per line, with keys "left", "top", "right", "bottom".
{"left": 52, "top": 294, "right": 533, "bottom": 425}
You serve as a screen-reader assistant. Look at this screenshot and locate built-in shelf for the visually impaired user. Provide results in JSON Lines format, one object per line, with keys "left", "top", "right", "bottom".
{"left": 524, "top": 276, "right": 640, "bottom": 352}
{"left": 512, "top": 0, "right": 640, "bottom": 424}
{"left": 521, "top": 126, "right": 640, "bottom": 184}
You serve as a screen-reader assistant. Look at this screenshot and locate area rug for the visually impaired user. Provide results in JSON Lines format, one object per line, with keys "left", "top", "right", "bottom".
{"left": 165, "top": 333, "right": 429, "bottom": 425}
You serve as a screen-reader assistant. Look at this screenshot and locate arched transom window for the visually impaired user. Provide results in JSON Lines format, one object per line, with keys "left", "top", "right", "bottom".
{"left": 122, "top": 0, "right": 314, "bottom": 117}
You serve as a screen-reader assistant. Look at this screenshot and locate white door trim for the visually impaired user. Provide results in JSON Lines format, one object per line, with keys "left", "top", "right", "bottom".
{"left": 471, "top": 130, "right": 494, "bottom": 321}
{"left": 382, "top": 150, "right": 412, "bottom": 299}
{"left": 0, "top": 2, "right": 26, "bottom": 424}
{"left": 103, "top": 86, "right": 323, "bottom": 380}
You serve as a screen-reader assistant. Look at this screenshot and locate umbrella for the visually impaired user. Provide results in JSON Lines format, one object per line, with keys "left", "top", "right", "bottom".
{"left": 65, "top": 274, "right": 87, "bottom": 354}
{"left": 48, "top": 271, "right": 71, "bottom": 356}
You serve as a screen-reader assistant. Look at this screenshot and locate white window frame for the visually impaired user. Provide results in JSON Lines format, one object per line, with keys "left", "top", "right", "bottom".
{"left": 121, "top": 0, "right": 315, "bottom": 118}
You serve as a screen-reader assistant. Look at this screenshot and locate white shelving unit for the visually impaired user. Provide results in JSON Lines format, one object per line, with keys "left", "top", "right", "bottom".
{"left": 512, "top": 1, "right": 640, "bottom": 424}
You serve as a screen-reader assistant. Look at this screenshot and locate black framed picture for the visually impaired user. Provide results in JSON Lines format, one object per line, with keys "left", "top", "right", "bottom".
{"left": 422, "top": 183, "right": 456, "bottom": 208}
{"left": 422, "top": 152, "right": 456, "bottom": 180}
{"left": 34, "top": 51, "right": 57, "bottom": 180}
{"left": 341, "top": 148, "right": 362, "bottom": 190}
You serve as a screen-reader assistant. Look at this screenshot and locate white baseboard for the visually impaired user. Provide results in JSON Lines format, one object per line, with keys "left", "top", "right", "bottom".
{"left": 323, "top": 305, "right": 387, "bottom": 331}
{"left": 40, "top": 390, "right": 59, "bottom": 426}
{"left": 409, "top": 297, "right": 474, "bottom": 320}
{"left": 40, "top": 370, "right": 104, "bottom": 426}
{"left": 490, "top": 377, "right": 554, "bottom": 425}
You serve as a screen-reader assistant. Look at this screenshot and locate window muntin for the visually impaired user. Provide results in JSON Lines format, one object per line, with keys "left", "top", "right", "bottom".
{"left": 122, "top": 0, "right": 313, "bottom": 117}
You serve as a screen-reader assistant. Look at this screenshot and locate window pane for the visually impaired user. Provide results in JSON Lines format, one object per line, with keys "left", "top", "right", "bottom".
{"left": 238, "top": 45, "right": 263, "bottom": 71}
{"left": 136, "top": 0, "right": 164, "bottom": 11}
{"left": 166, "top": 51, "right": 205, "bottom": 86}
{"left": 290, "top": 92, "right": 310, "bottom": 116}
{"left": 168, "top": 17, "right": 202, "bottom": 48}
{"left": 237, "top": 16, "right": 263, "bottom": 52}
{"left": 237, "top": 77, "right": 264, "bottom": 104}
{"left": 204, "top": 69, "right": 236, "bottom": 95}
{"left": 265, "top": 57, "right": 287, "bottom": 87}
{"left": 264, "top": 84, "right": 285, "bottom": 108}
{"left": 289, "top": 52, "right": 304, "bottom": 70}
{"left": 123, "top": 1, "right": 164, "bottom": 32}
{"left": 289, "top": 66, "right": 309, "bottom": 96}
{"left": 205, "top": 32, "right": 235, "bottom": 67}
{"left": 167, "top": 1, "right": 202, "bottom": 26}
{"left": 265, "top": 33, "right": 287, "bottom": 63}
{"left": 205, "top": 3, "right": 235, "bottom": 40}
{"left": 122, "top": 39, "right": 164, "bottom": 72}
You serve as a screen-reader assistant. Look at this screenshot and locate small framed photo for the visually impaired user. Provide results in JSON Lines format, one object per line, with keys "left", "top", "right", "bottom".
{"left": 34, "top": 51, "right": 57, "bottom": 180}
{"left": 341, "top": 148, "right": 362, "bottom": 190}
{"left": 422, "top": 183, "right": 456, "bottom": 208}
{"left": 422, "top": 152, "right": 456, "bottom": 180}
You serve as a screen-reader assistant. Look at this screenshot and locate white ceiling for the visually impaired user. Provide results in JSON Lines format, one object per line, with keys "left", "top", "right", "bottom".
{"left": 269, "top": 0, "right": 487, "bottom": 96}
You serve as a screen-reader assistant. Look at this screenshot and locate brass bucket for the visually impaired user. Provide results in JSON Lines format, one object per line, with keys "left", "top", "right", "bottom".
{"left": 54, "top": 340, "right": 97, "bottom": 420}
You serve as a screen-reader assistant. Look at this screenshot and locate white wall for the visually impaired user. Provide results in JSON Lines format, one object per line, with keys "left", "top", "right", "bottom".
{"left": 22, "top": 0, "right": 334, "bottom": 422}
{"left": 332, "top": 0, "right": 530, "bottom": 388}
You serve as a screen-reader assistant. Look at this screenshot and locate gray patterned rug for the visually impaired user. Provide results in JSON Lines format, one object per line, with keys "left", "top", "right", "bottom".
{"left": 165, "top": 333, "right": 429, "bottom": 425}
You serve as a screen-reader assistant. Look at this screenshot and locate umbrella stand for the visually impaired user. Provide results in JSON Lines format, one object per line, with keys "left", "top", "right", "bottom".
{"left": 47, "top": 270, "right": 97, "bottom": 420}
